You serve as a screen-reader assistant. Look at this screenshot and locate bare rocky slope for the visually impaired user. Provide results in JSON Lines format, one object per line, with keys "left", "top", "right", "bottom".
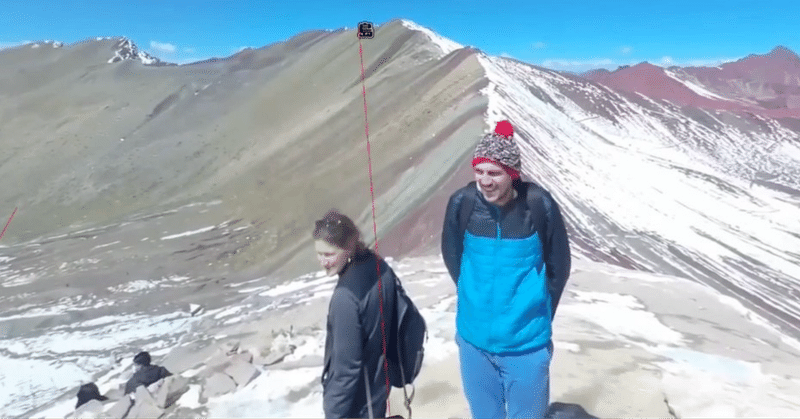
{"left": 0, "top": 19, "right": 488, "bottom": 307}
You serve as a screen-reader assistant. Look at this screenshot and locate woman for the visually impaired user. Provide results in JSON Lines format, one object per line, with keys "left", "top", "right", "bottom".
{"left": 314, "top": 209, "right": 396, "bottom": 419}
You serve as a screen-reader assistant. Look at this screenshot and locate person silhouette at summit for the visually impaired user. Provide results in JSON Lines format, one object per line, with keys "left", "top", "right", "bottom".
{"left": 124, "top": 351, "right": 172, "bottom": 395}
{"left": 441, "top": 120, "right": 572, "bottom": 418}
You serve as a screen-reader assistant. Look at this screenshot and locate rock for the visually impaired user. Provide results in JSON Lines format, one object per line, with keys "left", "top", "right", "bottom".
{"left": 134, "top": 385, "right": 158, "bottom": 406}
{"left": 205, "top": 349, "right": 231, "bottom": 368}
{"left": 164, "top": 406, "right": 208, "bottom": 419}
{"left": 147, "top": 378, "right": 165, "bottom": 395}
{"left": 195, "top": 348, "right": 233, "bottom": 379}
{"left": 127, "top": 397, "right": 165, "bottom": 419}
{"left": 104, "top": 396, "right": 133, "bottom": 419}
{"left": 224, "top": 361, "right": 261, "bottom": 387}
{"left": 104, "top": 387, "right": 125, "bottom": 401}
{"left": 155, "top": 375, "right": 190, "bottom": 409}
{"left": 161, "top": 343, "right": 218, "bottom": 374}
{"left": 197, "top": 358, "right": 233, "bottom": 380}
{"left": 256, "top": 345, "right": 296, "bottom": 366}
{"left": 223, "top": 340, "right": 240, "bottom": 355}
{"left": 230, "top": 351, "right": 253, "bottom": 364}
{"left": 189, "top": 304, "right": 204, "bottom": 316}
{"left": 202, "top": 372, "right": 237, "bottom": 398}
{"left": 269, "top": 354, "right": 324, "bottom": 370}
{"left": 65, "top": 399, "right": 103, "bottom": 418}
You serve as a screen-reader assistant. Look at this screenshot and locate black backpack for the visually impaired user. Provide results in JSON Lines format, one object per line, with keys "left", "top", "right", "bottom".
{"left": 364, "top": 267, "right": 427, "bottom": 419}
{"left": 385, "top": 270, "right": 426, "bottom": 388}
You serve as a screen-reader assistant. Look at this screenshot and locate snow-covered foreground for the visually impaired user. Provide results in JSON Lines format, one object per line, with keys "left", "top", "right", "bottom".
{"left": 11, "top": 255, "right": 800, "bottom": 418}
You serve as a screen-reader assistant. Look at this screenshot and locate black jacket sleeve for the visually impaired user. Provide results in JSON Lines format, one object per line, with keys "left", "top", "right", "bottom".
{"left": 124, "top": 378, "right": 136, "bottom": 395}
{"left": 323, "top": 288, "right": 364, "bottom": 419}
{"left": 441, "top": 192, "right": 464, "bottom": 286}
{"left": 544, "top": 191, "right": 571, "bottom": 318}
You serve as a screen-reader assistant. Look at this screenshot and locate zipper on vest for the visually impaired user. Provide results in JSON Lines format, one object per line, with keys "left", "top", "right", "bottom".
{"left": 488, "top": 204, "right": 502, "bottom": 239}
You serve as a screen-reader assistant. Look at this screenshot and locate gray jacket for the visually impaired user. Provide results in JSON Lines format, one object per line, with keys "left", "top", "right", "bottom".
{"left": 322, "top": 249, "right": 396, "bottom": 419}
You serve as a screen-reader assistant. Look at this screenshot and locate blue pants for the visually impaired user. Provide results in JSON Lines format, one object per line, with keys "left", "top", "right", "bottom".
{"left": 457, "top": 334, "right": 553, "bottom": 419}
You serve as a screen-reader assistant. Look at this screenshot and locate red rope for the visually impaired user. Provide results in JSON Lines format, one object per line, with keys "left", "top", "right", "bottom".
{"left": 358, "top": 35, "right": 393, "bottom": 414}
{"left": 0, "top": 207, "right": 17, "bottom": 241}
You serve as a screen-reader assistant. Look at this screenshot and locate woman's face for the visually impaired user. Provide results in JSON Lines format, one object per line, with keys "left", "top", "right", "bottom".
{"left": 315, "top": 239, "right": 351, "bottom": 276}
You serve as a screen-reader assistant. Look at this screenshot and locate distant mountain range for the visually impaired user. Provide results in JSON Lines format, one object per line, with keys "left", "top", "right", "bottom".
{"left": 9, "top": 32, "right": 799, "bottom": 121}
{"left": 581, "top": 45, "right": 800, "bottom": 119}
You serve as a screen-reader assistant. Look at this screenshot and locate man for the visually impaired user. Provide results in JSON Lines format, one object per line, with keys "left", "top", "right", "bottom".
{"left": 441, "top": 120, "right": 571, "bottom": 418}
{"left": 124, "top": 351, "right": 172, "bottom": 395}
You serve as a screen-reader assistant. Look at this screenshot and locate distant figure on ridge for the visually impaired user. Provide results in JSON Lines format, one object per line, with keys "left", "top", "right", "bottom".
{"left": 441, "top": 120, "right": 572, "bottom": 418}
{"left": 314, "top": 209, "right": 398, "bottom": 419}
{"left": 75, "top": 382, "right": 108, "bottom": 409}
{"left": 124, "top": 351, "right": 172, "bottom": 395}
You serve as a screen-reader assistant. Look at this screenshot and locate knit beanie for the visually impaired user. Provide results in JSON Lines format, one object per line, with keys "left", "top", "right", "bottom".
{"left": 472, "top": 120, "right": 522, "bottom": 179}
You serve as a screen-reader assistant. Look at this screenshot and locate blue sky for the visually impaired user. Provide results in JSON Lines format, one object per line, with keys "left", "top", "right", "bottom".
{"left": 1, "top": 0, "right": 798, "bottom": 72}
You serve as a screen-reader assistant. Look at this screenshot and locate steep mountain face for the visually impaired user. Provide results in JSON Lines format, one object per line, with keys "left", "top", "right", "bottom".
{"left": 0, "top": 20, "right": 488, "bottom": 307}
{"left": 476, "top": 54, "right": 800, "bottom": 341}
{"left": 681, "top": 46, "right": 800, "bottom": 113}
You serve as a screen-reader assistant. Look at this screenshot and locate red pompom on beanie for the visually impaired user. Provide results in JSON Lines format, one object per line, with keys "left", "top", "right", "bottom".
{"left": 494, "top": 120, "right": 514, "bottom": 138}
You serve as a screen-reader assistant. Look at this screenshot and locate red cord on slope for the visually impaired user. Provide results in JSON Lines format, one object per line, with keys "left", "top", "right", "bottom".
{"left": 0, "top": 207, "right": 17, "bottom": 241}
{"left": 358, "top": 36, "right": 393, "bottom": 414}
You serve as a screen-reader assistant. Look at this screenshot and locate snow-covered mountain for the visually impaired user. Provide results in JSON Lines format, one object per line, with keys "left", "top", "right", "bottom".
{"left": 478, "top": 53, "right": 800, "bottom": 342}
{"left": 107, "top": 37, "right": 167, "bottom": 66}
{"left": 2, "top": 36, "right": 171, "bottom": 66}
{"left": 385, "top": 21, "right": 800, "bottom": 343}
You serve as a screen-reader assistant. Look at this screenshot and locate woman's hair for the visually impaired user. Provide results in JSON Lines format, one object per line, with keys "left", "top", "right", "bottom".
{"left": 76, "top": 382, "right": 107, "bottom": 409}
{"left": 313, "top": 209, "right": 368, "bottom": 253}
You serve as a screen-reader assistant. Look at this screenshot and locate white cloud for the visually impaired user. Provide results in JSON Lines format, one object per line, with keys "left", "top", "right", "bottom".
{"left": 660, "top": 56, "right": 674, "bottom": 66}
{"left": 685, "top": 57, "right": 741, "bottom": 67}
{"left": 542, "top": 58, "right": 615, "bottom": 71}
{"left": 150, "top": 41, "right": 177, "bottom": 54}
{"left": 183, "top": 47, "right": 195, "bottom": 53}
{"left": 621, "top": 46, "right": 633, "bottom": 55}
{"left": 533, "top": 42, "right": 546, "bottom": 49}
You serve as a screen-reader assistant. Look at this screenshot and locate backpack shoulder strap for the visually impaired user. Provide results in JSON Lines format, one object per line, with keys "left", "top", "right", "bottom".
{"left": 525, "top": 182, "right": 555, "bottom": 254}
{"left": 524, "top": 182, "right": 552, "bottom": 217}
{"left": 458, "top": 182, "right": 478, "bottom": 238}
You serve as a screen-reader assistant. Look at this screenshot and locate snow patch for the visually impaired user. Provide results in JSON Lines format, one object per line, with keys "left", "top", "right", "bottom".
{"left": 400, "top": 20, "right": 462, "bottom": 57}
{"left": 160, "top": 225, "right": 215, "bottom": 240}
{"left": 561, "top": 291, "right": 685, "bottom": 344}
{"left": 776, "top": 142, "right": 800, "bottom": 161}
{"left": 664, "top": 70, "right": 730, "bottom": 101}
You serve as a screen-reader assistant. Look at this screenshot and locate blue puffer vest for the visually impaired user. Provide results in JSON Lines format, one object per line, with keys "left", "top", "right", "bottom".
{"left": 456, "top": 194, "right": 552, "bottom": 354}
